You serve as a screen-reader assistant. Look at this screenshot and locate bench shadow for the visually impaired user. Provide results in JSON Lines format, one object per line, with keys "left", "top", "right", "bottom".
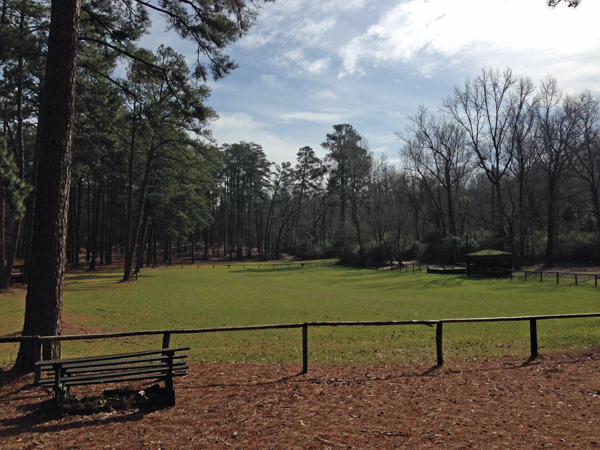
{"left": 0, "top": 369, "right": 35, "bottom": 389}
{"left": 0, "top": 390, "right": 173, "bottom": 438}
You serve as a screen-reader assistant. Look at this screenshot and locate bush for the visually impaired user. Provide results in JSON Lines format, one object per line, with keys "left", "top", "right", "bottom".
{"left": 556, "top": 231, "right": 600, "bottom": 264}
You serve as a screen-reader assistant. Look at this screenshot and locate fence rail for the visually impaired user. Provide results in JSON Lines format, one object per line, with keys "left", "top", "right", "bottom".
{"left": 3, "top": 313, "right": 600, "bottom": 378}
{"left": 214, "top": 261, "right": 337, "bottom": 270}
{"left": 426, "top": 265, "right": 600, "bottom": 286}
{"left": 514, "top": 270, "right": 599, "bottom": 286}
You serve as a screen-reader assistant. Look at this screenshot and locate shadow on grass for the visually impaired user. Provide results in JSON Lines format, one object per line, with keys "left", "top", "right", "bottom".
{"left": 0, "top": 330, "right": 23, "bottom": 339}
{"left": 64, "top": 273, "right": 124, "bottom": 292}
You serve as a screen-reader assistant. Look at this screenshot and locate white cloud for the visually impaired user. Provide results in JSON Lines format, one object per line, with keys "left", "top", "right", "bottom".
{"left": 297, "top": 18, "right": 337, "bottom": 46}
{"left": 313, "top": 89, "right": 339, "bottom": 101}
{"left": 209, "top": 112, "right": 263, "bottom": 145}
{"left": 240, "top": 0, "right": 367, "bottom": 51}
{"left": 370, "top": 146, "right": 389, "bottom": 154}
{"left": 208, "top": 112, "right": 304, "bottom": 163}
{"left": 272, "top": 50, "right": 330, "bottom": 75}
{"left": 306, "top": 58, "right": 330, "bottom": 75}
{"left": 256, "top": 74, "right": 281, "bottom": 88}
{"left": 339, "top": 0, "right": 600, "bottom": 82}
{"left": 282, "top": 112, "right": 346, "bottom": 123}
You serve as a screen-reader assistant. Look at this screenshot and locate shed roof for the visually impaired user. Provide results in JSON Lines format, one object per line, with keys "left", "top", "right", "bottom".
{"left": 466, "top": 249, "right": 512, "bottom": 257}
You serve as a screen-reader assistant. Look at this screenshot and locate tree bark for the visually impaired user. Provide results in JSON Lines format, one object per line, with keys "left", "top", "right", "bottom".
{"left": 15, "top": 0, "right": 81, "bottom": 372}
{"left": 88, "top": 184, "right": 100, "bottom": 271}
{"left": 122, "top": 112, "right": 137, "bottom": 281}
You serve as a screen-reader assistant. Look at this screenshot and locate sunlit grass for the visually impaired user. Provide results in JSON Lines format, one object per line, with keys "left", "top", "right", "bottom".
{"left": 1, "top": 263, "right": 599, "bottom": 368}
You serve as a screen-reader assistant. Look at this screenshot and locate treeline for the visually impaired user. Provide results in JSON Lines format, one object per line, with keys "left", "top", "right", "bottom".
{"left": 173, "top": 68, "right": 600, "bottom": 270}
{"left": 2, "top": 1, "right": 599, "bottom": 284}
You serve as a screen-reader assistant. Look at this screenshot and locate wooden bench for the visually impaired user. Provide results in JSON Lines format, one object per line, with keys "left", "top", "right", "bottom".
{"left": 35, "top": 347, "right": 189, "bottom": 406}
{"left": 9, "top": 272, "right": 24, "bottom": 284}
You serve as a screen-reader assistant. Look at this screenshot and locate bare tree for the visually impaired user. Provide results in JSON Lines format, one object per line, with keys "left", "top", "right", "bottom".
{"left": 399, "top": 106, "right": 472, "bottom": 262}
{"left": 566, "top": 92, "right": 600, "bottom": 237}
{"left": 505, "top": 77, "right": 539, "bottom": 267}
{"left": 535, "top": 76, "right": 579, "bottom": 267}
{"left": 442, "top": 68, "right": 535, "bottom": 251}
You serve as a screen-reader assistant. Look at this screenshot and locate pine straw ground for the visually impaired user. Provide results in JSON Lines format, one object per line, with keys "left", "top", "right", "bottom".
{"left": 1, "top": 351, "right": 600, "bottom": 449}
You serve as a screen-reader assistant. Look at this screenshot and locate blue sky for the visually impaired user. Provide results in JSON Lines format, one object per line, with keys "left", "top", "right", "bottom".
{"left": 140, "top": 0, "right": 600, "bottom": 166}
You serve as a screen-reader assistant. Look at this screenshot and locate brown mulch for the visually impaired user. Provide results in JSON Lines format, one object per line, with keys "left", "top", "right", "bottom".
{"left": 1, "top": 351, "right": 600, "bottom": 449}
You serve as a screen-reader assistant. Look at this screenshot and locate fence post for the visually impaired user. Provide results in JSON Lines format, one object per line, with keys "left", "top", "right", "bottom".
{"left": 302, "top": 324, "right": 308, "bottom": 374}
{"left": 162, "top": 332, "right": 171, "bottom": 349}
{"left": 540, "top": 271, "right": 543, "bottom": 283}
{"left": 525, "top": 271, "right": 527, "bottom": 282}
{"left": 575, "top": 274, "right": 578, "bottom": 286}
{"left": 436, "top": 322, "right": 443, "bottom": 366}
{"left": 596, "top": 275, "right": 598, "bottom": 287}
{"left": 557, "top": 272, "right": 559, "bottom": 285}
{"left": 530, "top": 319, "right": 538, "bottom": 360}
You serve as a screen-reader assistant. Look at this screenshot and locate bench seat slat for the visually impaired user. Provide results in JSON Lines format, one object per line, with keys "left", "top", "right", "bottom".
{"left": 62, "top": 360, "right": 187, "bottom": 375}
{"left": 37, "top": 354, "right": 187, "bottom": 372}
{"left": 37, "top": 363, "right": 189, "bottom": 386}
{"left": 57, "top": 371, "right": 187, "bottom": 388}
{"left": 37, "top": 364, "right": 189, "bottom": 387}
{"left": 35, "top": 347, "right": 190, "bottom": 366}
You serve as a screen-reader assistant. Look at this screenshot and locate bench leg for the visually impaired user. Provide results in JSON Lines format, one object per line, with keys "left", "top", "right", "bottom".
{"left": 56, "top": 385, "right": 68, "bottom": 406}
{"left": 164, "top": 377, "right": 175, "bottom": 405}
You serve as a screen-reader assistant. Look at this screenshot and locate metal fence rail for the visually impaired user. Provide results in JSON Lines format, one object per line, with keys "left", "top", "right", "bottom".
{"left": 2, "top": 313, "right": 600, "bottom": 377}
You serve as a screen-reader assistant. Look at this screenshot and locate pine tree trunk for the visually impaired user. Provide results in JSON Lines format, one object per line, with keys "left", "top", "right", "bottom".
{"left": 85, "top": 177, "right": 91, "bottom": 262}
{"left": 105, "top": 193, "right": 115, "bottom": 265}
{"left": 123, "top": 113, "right": 136, "bottom": 281}
{"left": 89, "top": 184, "right": 100, "bottom": 271}
{"left": 146, "top": 220, "right": 152, "bottom": 267}
{"left": 99, "top": 191, "right": 105, "bottom": 265}
{"left": 135, "top": 210, "right": 148, "bottom": 272}
{"left": 15, "top": 0, "right": 80, "bottom": 372}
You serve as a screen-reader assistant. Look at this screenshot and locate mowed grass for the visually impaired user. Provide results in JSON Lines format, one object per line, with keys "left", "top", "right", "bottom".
{"left": 1, "top": 263, "right": 600, "bottom": 368}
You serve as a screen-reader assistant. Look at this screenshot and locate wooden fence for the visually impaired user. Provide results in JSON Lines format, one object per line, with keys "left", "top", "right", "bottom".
{"left": 213, "top": 261, "right": 336, "bottom": 270}
{"left": 513, "top": 270, "right": 599, "bottom": 286}
{"left": 2, "top": 313, "right": 600, "bottom": 378}
{"left": 374, "top": 263, "right": 422, "bottom": 272}
{"left": 424, "top": 266, "right": 600, "bottom": 286}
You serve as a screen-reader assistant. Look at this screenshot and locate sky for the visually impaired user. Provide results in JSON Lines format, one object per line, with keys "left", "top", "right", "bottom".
{"left": 140, "top": 0, "right": 600, "bottom": 166}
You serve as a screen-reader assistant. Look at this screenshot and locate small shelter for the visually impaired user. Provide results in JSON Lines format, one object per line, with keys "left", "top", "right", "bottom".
{"left": 466, "top": 250, "right": 512, "bottom": 277}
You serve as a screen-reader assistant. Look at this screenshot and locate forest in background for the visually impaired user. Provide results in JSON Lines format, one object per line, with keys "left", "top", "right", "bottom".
{"left": 2, "top": 1, "right": 600, "bottom": 289}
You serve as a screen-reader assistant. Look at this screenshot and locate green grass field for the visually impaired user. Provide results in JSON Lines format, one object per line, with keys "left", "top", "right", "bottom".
{"left": 1, "top": 263, "right": 599, "bottom": 368}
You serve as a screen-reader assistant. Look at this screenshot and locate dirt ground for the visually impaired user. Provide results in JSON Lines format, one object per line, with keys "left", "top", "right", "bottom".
{"left": 1, "top": 350, "right": 600, "bottom": 449}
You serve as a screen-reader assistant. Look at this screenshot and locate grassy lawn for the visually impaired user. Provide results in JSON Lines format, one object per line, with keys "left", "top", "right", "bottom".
{"left": 1, "top": 263, "right": 599, "bottom": 367}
